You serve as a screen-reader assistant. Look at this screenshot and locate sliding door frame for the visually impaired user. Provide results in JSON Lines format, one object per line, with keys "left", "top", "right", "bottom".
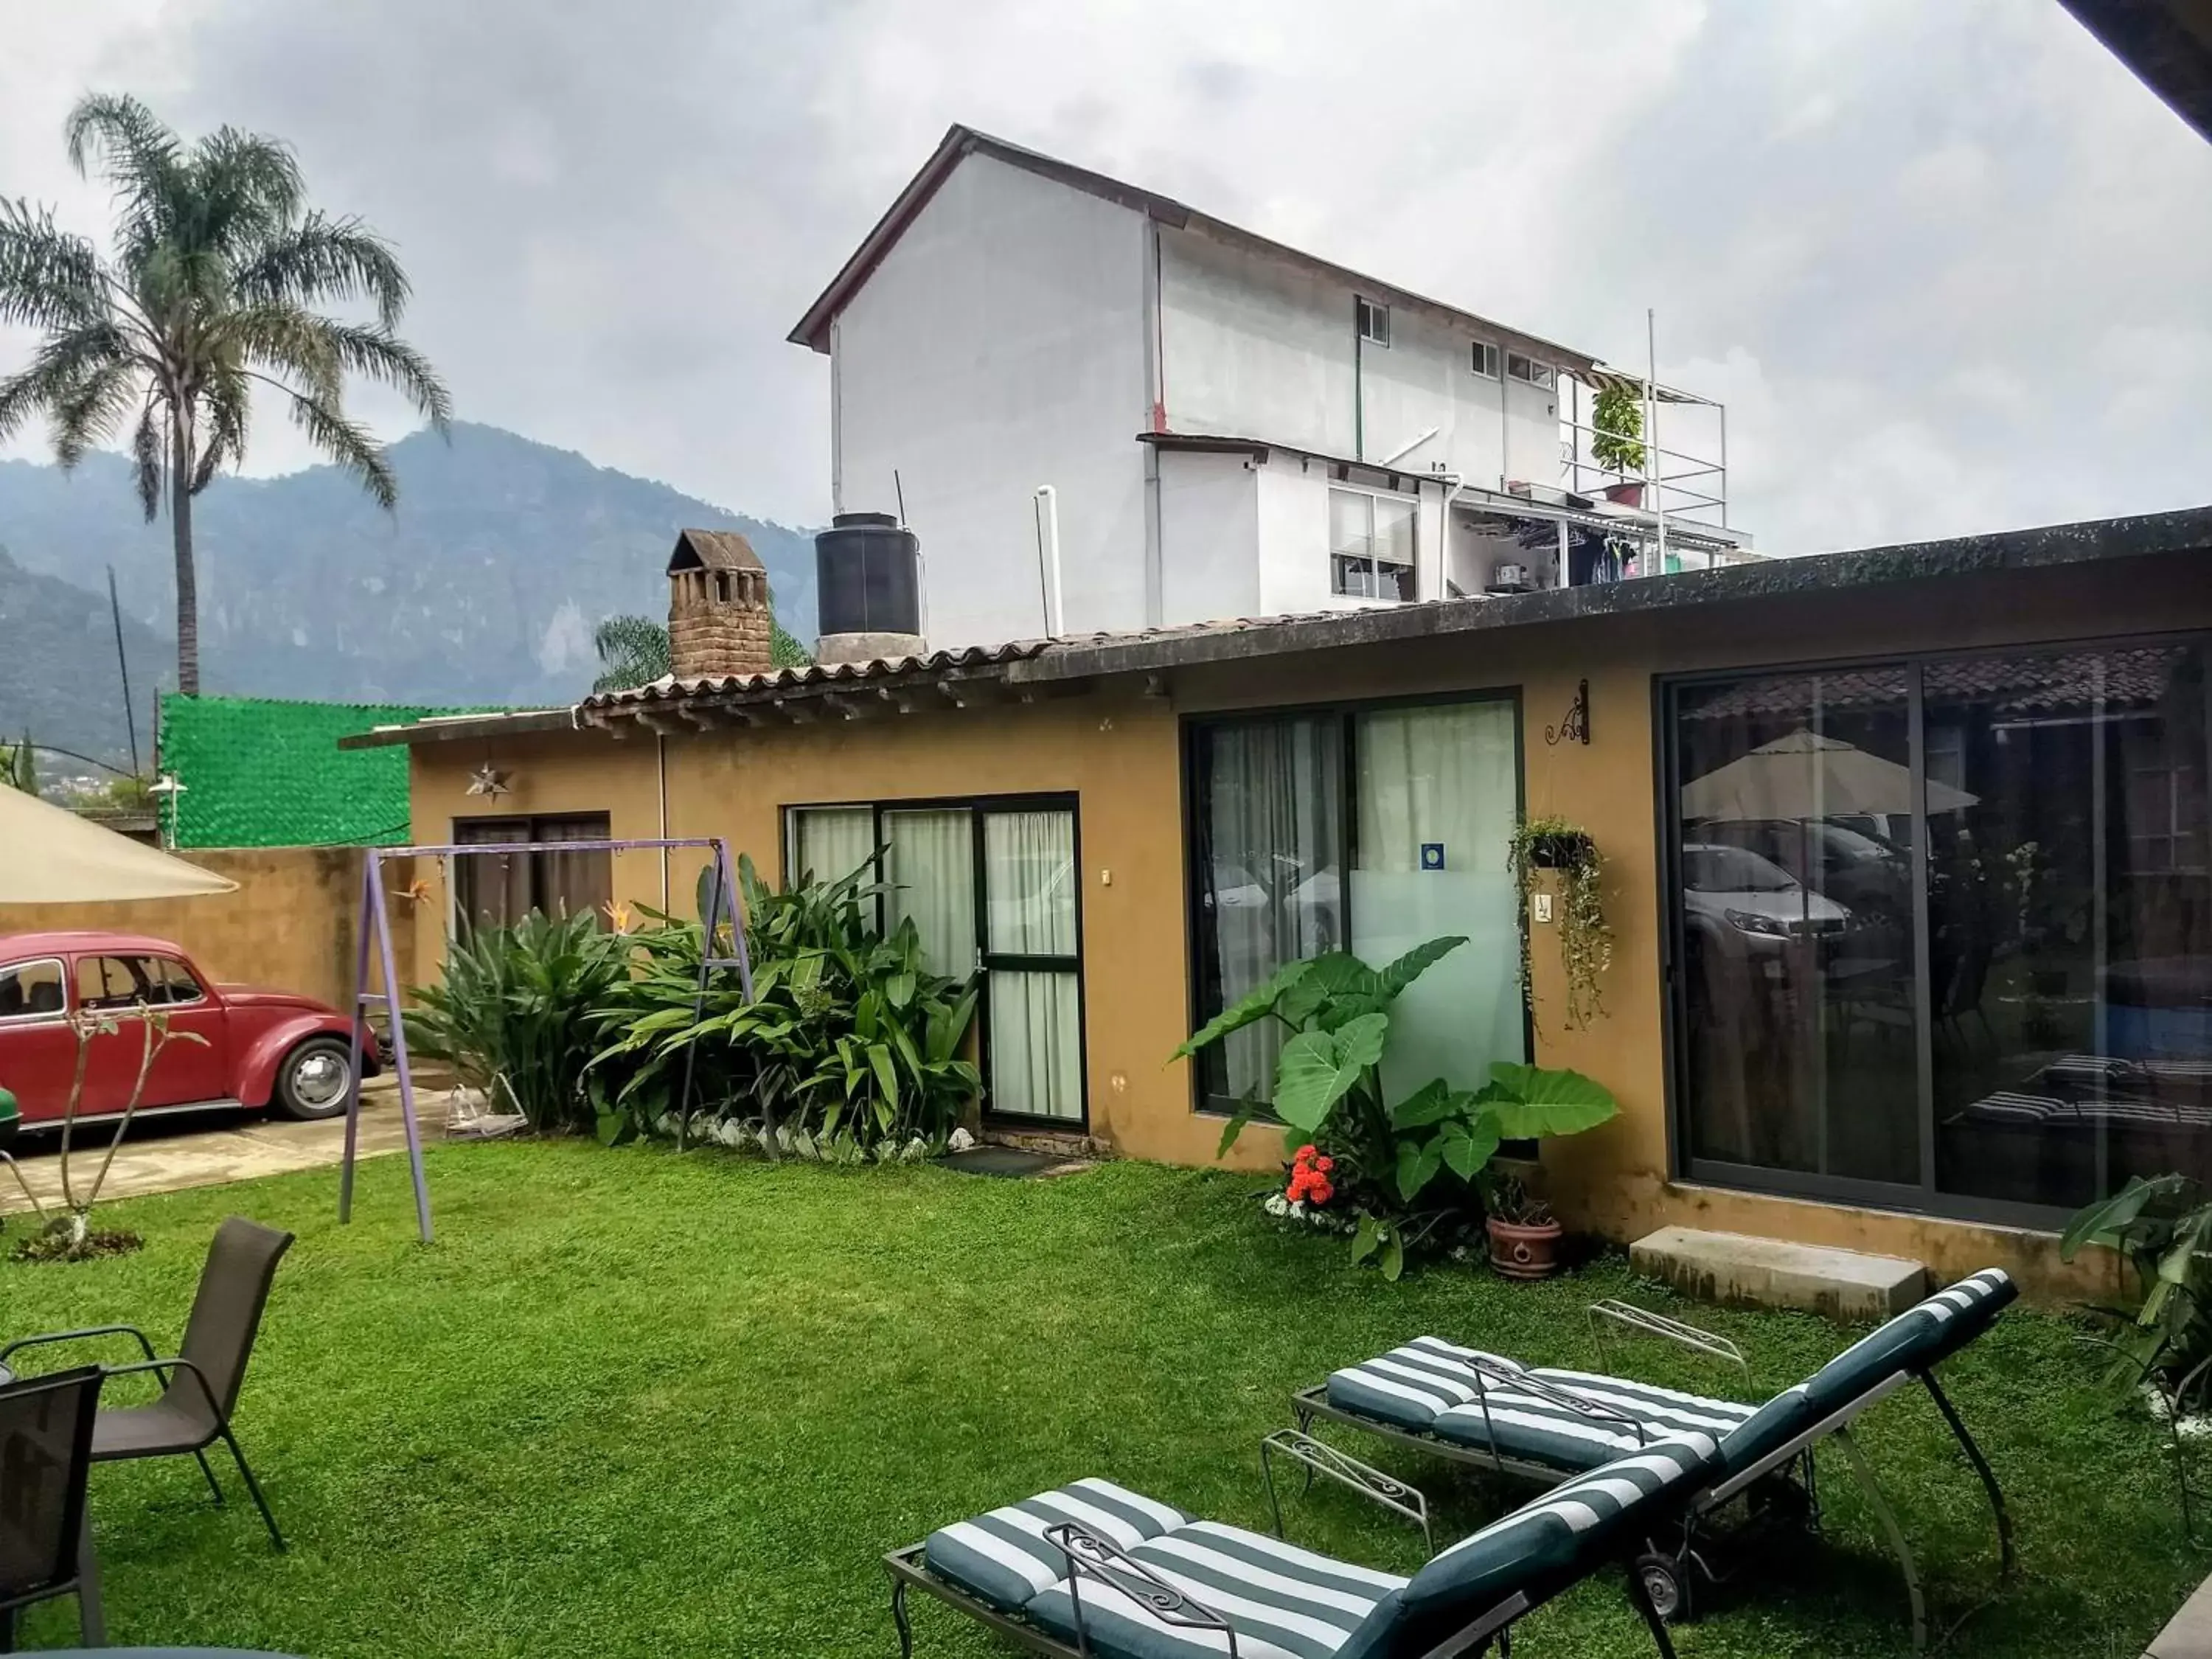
{"left": 780, "top": 791, "right": 1088, "bottom": 1131}
{"left": 1655, "top": 625, "right": 2212, "bottom": 1234}
{"left": 1178, "top": 686, "right": 1527, "bottom": 1121}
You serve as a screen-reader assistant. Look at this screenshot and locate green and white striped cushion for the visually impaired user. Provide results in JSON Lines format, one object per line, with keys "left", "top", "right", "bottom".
{"left": 1025, "top": 1519, "right": 1407, "bottom": 1659}
{"left": 1325, "top": 1338, "right": 1526, "bottom": 1432}
{"left": 1391, "top": 1432, "right": 1721, "bottom": 1643}
{"left": 1718, "top": 1268, "right": 2016, "bottom": 1474}
{"left": 1426, "top": 1368, "right": 1756, "bottom": 1472}
{"left": 922, "top": 1478, "right": 1191, "bottom": 1613}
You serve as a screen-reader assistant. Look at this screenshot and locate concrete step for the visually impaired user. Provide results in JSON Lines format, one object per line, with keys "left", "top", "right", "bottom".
{"left": 2146, "top": 1570, "right": 2212, "bottom": 1658}
{"left": 1630, "top": 1225, "right": 1929, "bottom": 1321}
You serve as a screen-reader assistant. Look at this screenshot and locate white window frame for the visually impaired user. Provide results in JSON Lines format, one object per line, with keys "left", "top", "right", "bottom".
{"left": 1506, "top": 351, "right": 1556, "bottom": 391}
{"left": 1356, "top": 297, "right": 1390, "bottom": 348}
{"left": 1327, "top": 484, "right": 1419, "bottom": 604}
{"left": 1470, "top": 340, "right": 1500, "bottom": 378}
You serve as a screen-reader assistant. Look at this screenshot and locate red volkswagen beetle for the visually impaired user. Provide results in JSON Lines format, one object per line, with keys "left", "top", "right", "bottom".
{"left": 0, "top": 931, "right": 380, "bottom": 1130}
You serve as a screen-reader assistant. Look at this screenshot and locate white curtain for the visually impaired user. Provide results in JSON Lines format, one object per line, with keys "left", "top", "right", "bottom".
{"left": 988, "top": 970, "right": 1082, "bottom": 1120}
{"left": 791, "top": 807, "right": 876, "bottom": 888}
{"left": 984, "top": 811, "right": 1076, "bottom": 954}
{"left": 1199, "top": 717, "right": 1344, "bottom": 1102}
{"left": 983, "top": 810, "right": 1081, "bottom": 1120}
{"left": 886, "top": 809, "right": 977, "bottom": 976}
{"left": 1352, "top": 701, "right": 1525, "bottom": 1097}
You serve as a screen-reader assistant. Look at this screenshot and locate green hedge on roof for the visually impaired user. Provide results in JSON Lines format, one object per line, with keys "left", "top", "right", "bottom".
{"left": 158, "top": 694, "right": 495, "bottom": 849}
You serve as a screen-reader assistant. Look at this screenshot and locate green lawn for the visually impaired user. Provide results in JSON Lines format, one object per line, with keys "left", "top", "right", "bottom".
{"left": 0, "top": 1141, "right": 2197, "bottom": 1658}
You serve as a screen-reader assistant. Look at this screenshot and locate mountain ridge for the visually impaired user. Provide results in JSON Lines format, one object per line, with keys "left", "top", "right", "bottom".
{"left": 0, "top": 422, "right": 821, "bottom": 757}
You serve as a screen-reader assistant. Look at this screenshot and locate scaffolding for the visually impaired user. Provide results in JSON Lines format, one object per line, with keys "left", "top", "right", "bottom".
{"left": 339, "top": 835, "right": 755, "bottom": 1242}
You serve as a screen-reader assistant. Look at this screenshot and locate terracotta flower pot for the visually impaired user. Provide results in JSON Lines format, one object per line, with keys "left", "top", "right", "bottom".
{"left": 1604, "top": 481, "right": 1646, "bottom": 508}
{"left": 1486, "top": 1215, "right": 1564, "bottom": 1280}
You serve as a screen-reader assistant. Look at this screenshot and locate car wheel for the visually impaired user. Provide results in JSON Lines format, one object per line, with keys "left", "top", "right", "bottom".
{"left": 275, "top": 1036, "right": 354, "bottom": 1120}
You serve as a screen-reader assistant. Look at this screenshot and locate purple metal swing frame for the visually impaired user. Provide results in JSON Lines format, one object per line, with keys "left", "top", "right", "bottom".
{"left": 340, "top": 835, "right": 756, "bottom": 1242}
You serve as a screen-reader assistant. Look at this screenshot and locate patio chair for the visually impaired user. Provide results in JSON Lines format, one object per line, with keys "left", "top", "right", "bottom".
{"left": 1294, "top": 1269, "right": 2017, "bottom": 1646}
{"left": 1, "top": 1218, "right": 294, "bottom": 1551}
{"left": 885, "top": 1430, "right": 1722, "bottom": 1658}
{"left": 0, "top": 1366, "right": 105, "bottom": 1652}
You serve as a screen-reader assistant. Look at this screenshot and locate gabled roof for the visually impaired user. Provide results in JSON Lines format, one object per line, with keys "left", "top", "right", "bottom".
{"left": 2061, "top": 0, "right": 2212, "bottom": 144}
{"left": 668, "top": 529, "right": 762, "bottom": 574}
{"left": 788, "top": 124, "right": 1601, "bottom": 371}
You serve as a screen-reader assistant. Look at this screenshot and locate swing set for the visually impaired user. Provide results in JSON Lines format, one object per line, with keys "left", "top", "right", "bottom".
{"left": 338, "top": 835, "right": 755, "bottom": 1242}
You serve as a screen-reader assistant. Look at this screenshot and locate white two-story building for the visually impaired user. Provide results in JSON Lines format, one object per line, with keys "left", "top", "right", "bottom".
{"left": 790, "top": 125, "right": 1753, "bottom": 649}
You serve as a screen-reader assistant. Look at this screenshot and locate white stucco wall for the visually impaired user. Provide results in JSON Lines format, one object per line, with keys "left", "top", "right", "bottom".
{"left": 1252, "top": 451, "right": 1450, "bottom": 618}
{"left": 1157, "top": 449, "right": 1262, "bottom": 623}
{"left": 831, "top": 153, "right": 1152, "bottom": 647}
{"left": 1157, "top": 226, "right": 1563, "bottom": 493}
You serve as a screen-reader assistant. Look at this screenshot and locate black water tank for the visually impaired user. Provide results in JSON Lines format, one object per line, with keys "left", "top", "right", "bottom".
{"left": 815, "top": 512, "right": 922, "bottom": 638}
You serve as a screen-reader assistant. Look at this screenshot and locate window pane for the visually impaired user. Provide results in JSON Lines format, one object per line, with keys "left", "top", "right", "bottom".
{"left": 1332, "top": 554, "right": 1376, "bottom": 598}
{"left": 791, "top": 806, "right": 877, "bottom": 888}
{"left": 454, "top": 817, "right": 531, "bottom": 930}
{"left": 1352, "top": 702, "right": 1524, "bottom": 1099}
{"left": 987, "top": 969, "right": 1082, "bottom": 1119}
{"left": 984, "top": 810, "right": 1076, "bottom": 956}
{"left": 1328, "top": 489, "right": 1372, "bottom": 560}
{"left": 1374, "top": 497, "right": 1416, "bottom": 568}
{"left": 1930, "top": 644, "right": 2211, "bottom": 1208}
{"left": 532, "top": 815, "right": 611, "bottom": 921}
{"left": 886, "top": 808, "right": 978, "bottom": 977}
{"left": 1672, "top": 669, "right": 1920, "bottom": 1185}
{"left": 77, "top": 956, "right": 156, "bottom": 1011}
{"left": 1190, "top": 717, "right": 1346, "bottom": 1107}
{"left": 0, "top": 960, "right": 64, "bottom": 1019}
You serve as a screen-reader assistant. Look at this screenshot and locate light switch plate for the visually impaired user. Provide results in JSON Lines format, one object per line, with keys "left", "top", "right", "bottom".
{"left": 1533, "top": 892, "right": 1555, "bottom": 924}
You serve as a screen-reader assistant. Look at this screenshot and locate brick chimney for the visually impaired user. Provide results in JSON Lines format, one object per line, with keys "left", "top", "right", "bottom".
{"left": 666, "top": 529, "right": 773, "bottom": 681}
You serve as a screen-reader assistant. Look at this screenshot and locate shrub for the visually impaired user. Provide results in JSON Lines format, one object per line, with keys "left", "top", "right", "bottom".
{"left": 405, "top": 909, "right": 636, "bottom": 1134}
{"left": 1178, "top": 939, "right": 1618, "bottom": 1277}
{"left": 589, "top": 854, "right": 981, "bottom": 1156}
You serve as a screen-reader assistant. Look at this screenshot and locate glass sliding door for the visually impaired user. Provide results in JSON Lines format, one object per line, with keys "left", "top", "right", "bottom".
{"left": 1187, "top": 715, "right": 1346, "bottom": 1111}
{"left": 1671, "top": 669, "right": 1921, "bottom": 1188}
{"left": 1351, "top": 701, "right": 1525, "bottom": 1098}
{"left": 1665, "top": 636, "right": 2212, "bottom": 1225}
{"left": 884, "top": 808, "right": 978, "bottom": 977}
{"left": 982, "top": 807, "right": 1083, "bottom": 1122}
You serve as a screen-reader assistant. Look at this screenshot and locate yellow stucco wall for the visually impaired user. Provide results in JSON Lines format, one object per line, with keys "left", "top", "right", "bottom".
{"left": 403, "top": 552, "right": 2204, "bottom": 1298}
{"left": 0, "top": 844, "right": 415, "bottom": 1009}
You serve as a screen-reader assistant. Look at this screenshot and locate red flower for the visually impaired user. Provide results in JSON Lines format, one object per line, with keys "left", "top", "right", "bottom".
{"left": 1294, "top": 1144, "right": 1319, "bottom": 1164}
{"left": 1310, "top": 1180, "right": 1335, "bottom": 1206}
{"left": 1315, "top": 1155, "right": 1335, "bottom": 1174}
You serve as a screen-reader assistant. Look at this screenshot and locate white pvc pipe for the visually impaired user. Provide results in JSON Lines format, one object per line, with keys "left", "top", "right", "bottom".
{"left": 1033, "top": 484, "right": 1065, "bottom": 637}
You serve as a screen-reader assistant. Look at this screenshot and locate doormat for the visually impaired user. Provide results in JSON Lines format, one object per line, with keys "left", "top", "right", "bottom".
{"left": 936, "top": 1147, "right": 1088, "bottom": 1180}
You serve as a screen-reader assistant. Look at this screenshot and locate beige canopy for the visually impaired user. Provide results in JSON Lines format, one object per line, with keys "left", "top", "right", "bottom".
{"left": 0, "top": 785, "right": 236, "bottom": 902}
{"left": 1681, "top": 728, "right": 1978, "bottom": 822}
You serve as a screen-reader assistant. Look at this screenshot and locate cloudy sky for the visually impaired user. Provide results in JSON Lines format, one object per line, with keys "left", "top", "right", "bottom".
{"left": 4, "top": 0, "right": 2208, "bottom": 554}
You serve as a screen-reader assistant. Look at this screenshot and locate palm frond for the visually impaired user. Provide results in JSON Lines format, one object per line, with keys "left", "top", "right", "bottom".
{"left": 192, "top": 363, "right": 249, "bottom": 493}
{"left": 0, "top": 322, "right": 131, "bottom": 447}
{"left": 132, "top": 397, "right": 164, "bottom": 519}
{"left": 191, "top": 125, "right": 305, "bottom": 246}
{"left": 234, "top": 212, "right": 408, "bottom": 327}
{"left": 270, "top": 380, "right": 397, "bottom": 509}
{"left": 221, "top": 302, "right": 344, "bottom": 402}
{"left": 0, "top": 198, "right": 108, "bottom": 333}
{"left": 313, "top": 319, "right": 451, "bottom": 428}
{"left": 592, "top": 614, "right": 672, "bottom": 692}
{"left": 49, "top": 355, "right": 139, "bottom": 468}
{"left": 63, "top": 94, "right": 185, "bottom": 264}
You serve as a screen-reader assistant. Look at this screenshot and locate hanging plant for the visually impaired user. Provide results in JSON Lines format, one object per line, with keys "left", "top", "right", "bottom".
{"left": 1508, "top": 815, "right": 1613, "bottom": 1031}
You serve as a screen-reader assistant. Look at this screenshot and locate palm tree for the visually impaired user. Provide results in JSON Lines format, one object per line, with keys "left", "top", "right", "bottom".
{"left": 592, "top": 613, "right": 672, "bottom": 694}
{"left": 0, "top": 94, "right": 451, "bottom": 695}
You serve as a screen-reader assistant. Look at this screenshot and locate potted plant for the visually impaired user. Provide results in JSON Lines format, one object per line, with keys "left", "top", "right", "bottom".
{"left": 1591, "top": 380, "right": 1647, "bottom": 507}
{"left": 1482, "top": 1171, "right": 1561, "bottom": 1279}
{"left": 1178, "top": 939, "right": 1618, "bottom": 1279}
{"left": 1508, "top": 815, "right": 1613, "bottom": 1031}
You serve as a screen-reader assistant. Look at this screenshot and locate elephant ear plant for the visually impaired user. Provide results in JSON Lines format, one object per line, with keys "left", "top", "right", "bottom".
{"left": 1177, "top": 937, "right": 1618, "bottom": 1278}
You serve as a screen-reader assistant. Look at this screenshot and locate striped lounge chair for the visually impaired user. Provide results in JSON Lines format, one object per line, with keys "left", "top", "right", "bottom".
{"left": 1295, "top": 1269, "right": 2017, "bottom": 1644}
{"left": 885, "top": 1431, "right": 1722, "bottom": 1658}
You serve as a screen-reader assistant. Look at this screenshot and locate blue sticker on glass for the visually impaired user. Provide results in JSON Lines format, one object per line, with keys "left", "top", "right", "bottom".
{"left": 1420, "top": 842, "right": 1445, "bottom": 870}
